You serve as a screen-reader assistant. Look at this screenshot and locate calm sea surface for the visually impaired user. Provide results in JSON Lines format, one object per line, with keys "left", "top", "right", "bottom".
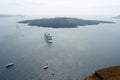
{"left": 0, "top": 16, "right": 120, "bottom": 80}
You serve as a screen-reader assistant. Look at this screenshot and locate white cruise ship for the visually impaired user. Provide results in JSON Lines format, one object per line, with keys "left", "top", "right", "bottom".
{"left": 44, "top": 33, "right": 53, "bottom": 43}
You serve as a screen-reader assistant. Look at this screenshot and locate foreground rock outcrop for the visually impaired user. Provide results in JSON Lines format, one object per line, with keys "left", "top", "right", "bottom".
{"left": 85, "top": 66, "right": 120, "bottom": 80}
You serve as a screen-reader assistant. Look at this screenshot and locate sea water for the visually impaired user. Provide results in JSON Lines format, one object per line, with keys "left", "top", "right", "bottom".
{"left": 0, "top": 16, "right": 120, "bottom": 80}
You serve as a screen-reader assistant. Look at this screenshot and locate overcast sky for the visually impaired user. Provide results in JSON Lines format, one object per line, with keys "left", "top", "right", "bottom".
{"left": 0, "top": 0, "right": 120, "bottom": 16}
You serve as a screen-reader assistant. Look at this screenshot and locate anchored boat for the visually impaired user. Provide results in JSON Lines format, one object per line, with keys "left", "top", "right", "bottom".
{"left": 44, "top": 32, "right": 53, "bottom": 43}
{"left": 5, "top": 63, "right": 14, "bottom": 68}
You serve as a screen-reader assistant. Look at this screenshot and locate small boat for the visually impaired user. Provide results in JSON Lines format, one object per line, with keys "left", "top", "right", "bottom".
{"left": 43, "top": 65, "right": 48, "bottom": 70}
{"left": 52, "top": 72, "right": 55, "bottom": 76}
{"left": 5, "top": 63, "right": 14, "bottom": 68}
{"left": 44, "top": 32, "right": 53, "bottom": 43}
{"left": 85, "top": 66, "right": 120, "bottom": 80}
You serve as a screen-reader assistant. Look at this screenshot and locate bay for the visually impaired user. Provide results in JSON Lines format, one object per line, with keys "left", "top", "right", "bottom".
{"left": 0, "top": 16, "right": 120, "bottom": 80}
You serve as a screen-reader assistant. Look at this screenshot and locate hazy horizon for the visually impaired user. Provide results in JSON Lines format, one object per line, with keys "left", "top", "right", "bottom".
{"left": 0, "top": 0, "right": 120, "bottom": 17}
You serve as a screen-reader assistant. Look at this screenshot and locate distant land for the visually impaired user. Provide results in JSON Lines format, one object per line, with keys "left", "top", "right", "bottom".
{"left": 113, "top": 15, "right": 120, "bottom": 19}
{"left": 0, "top": 14, "right": 24, "bottom": 18}
{"left": 18, "top": 17, "right": 114, "bottom": 28}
